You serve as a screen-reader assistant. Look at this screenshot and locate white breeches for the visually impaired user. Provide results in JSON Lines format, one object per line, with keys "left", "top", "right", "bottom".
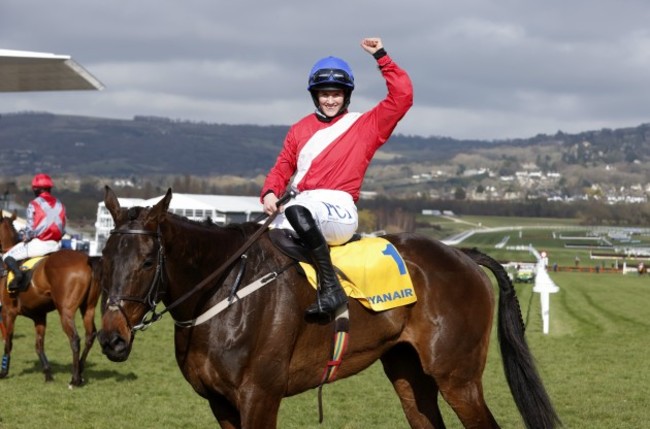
{"left": 269, "top": 189, "right": 358, "bottom": 245}
{"left": 2, "top": 239, "right": 60, "bottom": 261}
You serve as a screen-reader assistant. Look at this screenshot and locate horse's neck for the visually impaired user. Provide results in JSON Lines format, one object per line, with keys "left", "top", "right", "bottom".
{"left": 163, "top": 219, "right": 248, "bottom": 287}
{"left": 157, "top": 220, "right": 255, "bottom": 322}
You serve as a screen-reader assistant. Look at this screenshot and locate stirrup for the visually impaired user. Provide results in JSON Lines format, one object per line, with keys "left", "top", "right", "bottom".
{"left": 305, "top": 290, "right": 348, "bottom": 318}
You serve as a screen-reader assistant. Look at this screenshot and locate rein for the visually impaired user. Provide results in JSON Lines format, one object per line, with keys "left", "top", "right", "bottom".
{"left": 159, "top": 190, "right": 295, "bottom": 320}
{"left": 175, "top": 260, "right": 295, "bottom": 327}
{"left": 107, "top": 192, "right": 295, "bottom": 332}
{"left": 109, "top": 214, "right": 277, "bottom": 331}
{"left": 161, "top": 213, "right": 278, "bottom": 316}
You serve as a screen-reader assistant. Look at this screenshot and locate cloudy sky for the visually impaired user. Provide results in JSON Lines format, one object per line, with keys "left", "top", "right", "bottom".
{"left": 3, "top": 0, "right": 650, "bottom": 140}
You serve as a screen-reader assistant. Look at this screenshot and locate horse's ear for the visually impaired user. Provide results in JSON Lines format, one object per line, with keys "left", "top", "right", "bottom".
{"left": 149, "top": 188, "right": 172, "bottom": 223}
{"left": 104, "top": 186, "right": 122, "bottom": 222}
{"left": 11, "top": 210, "right": 17, "bottom": 221}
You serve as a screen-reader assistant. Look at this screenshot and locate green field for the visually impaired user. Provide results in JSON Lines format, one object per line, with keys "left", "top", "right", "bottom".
{"left": 1, "top": 217, "right": 650, "bottom": 428}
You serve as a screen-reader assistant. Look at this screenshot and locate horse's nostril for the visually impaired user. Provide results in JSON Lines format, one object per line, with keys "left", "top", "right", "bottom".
{"left": 99, "top": 330, "right": 131, "bottom": 362}
{"left": 110, "top": 335, "right": 125, "bottom": 349}
{"left": 99, "top": 330, "right": 122, "bottom": 349}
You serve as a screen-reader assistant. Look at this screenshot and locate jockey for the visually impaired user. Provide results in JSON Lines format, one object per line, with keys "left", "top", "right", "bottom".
{"left": 261, "top": 38, "right": 413, "bottom": 318}
{"left": 2, "top": 173, "right": 67, "bottom": 292}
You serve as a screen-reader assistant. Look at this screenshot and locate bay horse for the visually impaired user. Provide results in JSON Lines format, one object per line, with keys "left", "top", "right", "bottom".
{"left": 0, "top": 210, "right": 101, "bottom": 387}
{"left": 98, "top": 187, "right": 560, "bottom": 429}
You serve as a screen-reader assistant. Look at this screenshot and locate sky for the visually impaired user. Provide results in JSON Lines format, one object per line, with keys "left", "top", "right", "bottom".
{"left": 3, "top": 0, "right": 650, "bottom": 140}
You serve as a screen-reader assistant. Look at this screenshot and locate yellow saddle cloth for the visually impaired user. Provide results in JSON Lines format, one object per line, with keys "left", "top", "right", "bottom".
{"left": 6, "top": 256, "right": 45, "bottom": 289}
{"left": 299, "top": 236, "right": 416, "bottom": 312}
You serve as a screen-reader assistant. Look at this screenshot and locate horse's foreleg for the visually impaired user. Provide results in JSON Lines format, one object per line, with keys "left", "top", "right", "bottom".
{"left": 78, "top": 304, "right": 98, "bottom": 376}
{"left": 381, "top": 344, "right": 444, "bottom": 429}
{"left": 208, "top": 393, "right": 241, "bottom": 429}
{"left": 58, "top": 310, "right": 82, "bottom": 387}
{"left": 33, "top": 317, "right": 53, "bottom": 382}
{"left": 0, "top": 307, "right": 17, "bottom": 379}
{"left": 239, "top": 390, "right": 281, "bottom": 429}
{"left": 210, "top": 387, "right": 281, "bottom": 429}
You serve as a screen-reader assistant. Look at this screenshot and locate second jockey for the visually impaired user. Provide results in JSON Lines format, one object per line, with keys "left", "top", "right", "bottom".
{"left": 2, "top": 173, "right": 67, "bottom": 292}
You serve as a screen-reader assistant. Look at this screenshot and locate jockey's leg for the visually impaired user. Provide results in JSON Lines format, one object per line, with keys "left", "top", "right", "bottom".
{"left": 285, "top": 205, "right": 347, "bottom": 318}
{"left": 3, "top": 242, "right": 30, "bottom": 292}
{"left": 3, "top": 257, "right": 23, "bottom": 292}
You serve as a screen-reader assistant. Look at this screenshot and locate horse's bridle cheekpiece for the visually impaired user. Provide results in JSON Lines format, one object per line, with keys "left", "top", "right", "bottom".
{"left": 106, "top": 227, "right": 166, "bottom": 332}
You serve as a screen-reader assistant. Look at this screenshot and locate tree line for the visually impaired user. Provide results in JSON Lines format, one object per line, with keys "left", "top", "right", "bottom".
{"left": 3, "top": 178, "right": 650, "bottom": 231}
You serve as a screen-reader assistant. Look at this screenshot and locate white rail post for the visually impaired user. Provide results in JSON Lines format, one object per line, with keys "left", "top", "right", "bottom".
{"left": 530, "top": 247, "right": 560, "bottom": 334}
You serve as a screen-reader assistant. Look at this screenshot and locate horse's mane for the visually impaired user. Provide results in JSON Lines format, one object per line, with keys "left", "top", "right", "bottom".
{"left": 163, "top": 210, "right": 260, "bottom": 235}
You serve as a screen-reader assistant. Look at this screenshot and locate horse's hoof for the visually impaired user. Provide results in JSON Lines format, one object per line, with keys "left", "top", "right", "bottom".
{"left": 0, "top": 371, "right": 8, "bottom": 379}
{"left": 69, "top": 377, "right": 84, "bottom": 388}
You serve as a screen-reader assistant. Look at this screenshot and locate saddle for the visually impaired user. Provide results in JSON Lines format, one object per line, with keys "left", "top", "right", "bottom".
{"left": 5, "top": 256, "right": 46, "bottom": 293}
{"left": 268, "top": 229, "right": 417, "bottom": 312}
{"left": 268, "top": 228, "right": 361, "bottom": 265}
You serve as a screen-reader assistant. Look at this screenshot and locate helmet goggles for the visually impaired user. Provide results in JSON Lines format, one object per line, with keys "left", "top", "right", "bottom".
{"left": 308, "top": 68, "right": 354, "bottom": 90}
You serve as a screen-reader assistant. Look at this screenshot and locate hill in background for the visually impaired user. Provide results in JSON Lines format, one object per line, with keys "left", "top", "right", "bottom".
{"left": 1, "top": 111, "right": 650, "bottom": 201}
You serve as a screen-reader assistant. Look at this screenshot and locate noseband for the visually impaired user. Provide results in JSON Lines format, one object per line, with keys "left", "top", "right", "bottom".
{"left": 106, "top": 227, "right": 166, "bottom": 332}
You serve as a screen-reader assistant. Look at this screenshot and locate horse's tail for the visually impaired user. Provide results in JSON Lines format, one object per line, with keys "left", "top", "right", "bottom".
{"left": 461, "top": 247, "right": 562, "bottom": 429}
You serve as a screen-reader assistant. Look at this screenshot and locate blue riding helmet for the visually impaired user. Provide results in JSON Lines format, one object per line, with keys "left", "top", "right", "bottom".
{"left": 307, "top": 56, "right": 355, "bottom": 92}
{"left": 308, "top": 56, "right": 355, "bottom": 119}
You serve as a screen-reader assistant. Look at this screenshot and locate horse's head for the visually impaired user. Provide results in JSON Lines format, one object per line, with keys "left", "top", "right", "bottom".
{"left": 0, "top": 210, "right": 19, "bottom": 253}
{"left": 98, "top": 186, "right": 172, "bottom": 362}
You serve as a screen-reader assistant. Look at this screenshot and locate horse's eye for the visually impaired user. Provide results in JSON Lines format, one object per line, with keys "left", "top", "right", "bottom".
{"left": 143, "top": 258, "right": 155, "bottom": 269}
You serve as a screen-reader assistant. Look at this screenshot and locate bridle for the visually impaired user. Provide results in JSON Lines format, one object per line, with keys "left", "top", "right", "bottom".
{"left": 105, "top": 211, "right": 282, "bottom": 333}
{"left": 105, "top": 228, "right": 166, "bottom": 332}
{"left": 103, "top": 191, "right": 294, "bottom": 334}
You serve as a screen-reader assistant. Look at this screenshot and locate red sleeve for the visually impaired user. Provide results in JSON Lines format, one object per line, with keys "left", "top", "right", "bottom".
{"left": 260, "top": 125, "right": 299, "bottom": 202}
{"left": 367, "top": 54, "right": 414, "bottom": 148}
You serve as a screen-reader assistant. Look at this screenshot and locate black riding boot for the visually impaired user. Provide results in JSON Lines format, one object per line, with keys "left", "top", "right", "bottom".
{"left": 285, "top": 205, "right": 348, "bottom": 318}
{"left": 4, "top": 256, "right": 23, "bottom": 292}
